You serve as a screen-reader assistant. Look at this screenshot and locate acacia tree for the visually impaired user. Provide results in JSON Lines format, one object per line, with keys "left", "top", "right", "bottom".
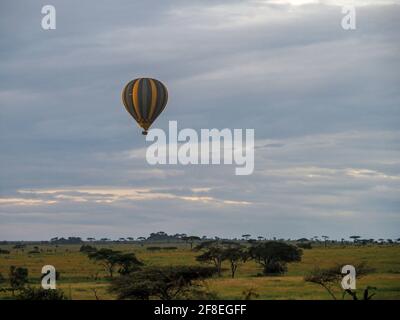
{"left": 322, "top": 236, "right": 329, "bottom": 248}
{"left": 87, "top": 249, "right": 142, "bottom": 278}
{"left": 222, "top": 247, "right": 248, "bottom": 278}
{"left": 195, "top": 241, "right": 248, "bottom": 277}
{"left": 349, "top": 235, "right": 360, "bottom": 243}
{"left": 9, "top": 266, "right": 29, "bottom": 296}
{"left": 248, "top": 241, "right": 302, "bottom": 275}
{"left": 109, "top": 266, "right": 217, "bottom": 300}
{"left": 196, "top": 246, "right": 225, "bottom": 276}
{"left": 117, "top": 253, "right": 143, "bottom": 275}
{"left": 305, "top": 263, "right": 374, "bottom": 300}
{"left": 88, "top": 249, "right": 121, "bottom": 278}
{"left": 181, "top": 236, "right": 201, "bottom": 249}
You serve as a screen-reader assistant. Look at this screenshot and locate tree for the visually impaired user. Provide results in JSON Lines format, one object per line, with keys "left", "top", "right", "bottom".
{"left": 109, "top": 266, "right": 217, "bottom": 300}
{"left": 87, "top": 249, "right": 142, "bottom": 277}
{"left": 241, "top": 234, "right": 251, "bottom": 241}
{"left": 181, "top": 236, "right": 201, "bottom": 249}
{"left": 349, "top": 235, "right": 360, "bottom": 243}
{"left": 248, "top": 241, "right": 302, "bottom": 275}
{"left": 137, "top": 237, "right": 146, "bottom": 246}
{"left": 86, "top": 237, "right": 95, "bottom": 242}
{"left": 196, "top": 245, "right": 225, "bottom": 276}
{"left": 116, "top": 253, "right": 144, "bottom": 275}
{"left": 9, "top": 266, "right": 29, "bottom": 296}
{"left": 50, "top": 237, "right": 83, "bottom": 244}
{"left": 344, "top": 286, "right": 377, "bottom": 300}
{"left": 222, "top": 247, "right": 248, "bottom": 278}
{"left": 305, "top": 263, "right": 374, "bottom": 300}
{"left": 322, "top": 236, "right": 329, "bottom": 248}
{"left": 195, "top": 241, "right": 248, "bottom": 277}
{"left": 87, "top": 249, "right": 122, "bottom": 278}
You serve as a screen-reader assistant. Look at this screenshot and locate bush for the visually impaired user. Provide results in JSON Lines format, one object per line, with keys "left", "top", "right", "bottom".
{"left": 305, "top": 263, "right": 375, "bottom": 300}
{"left": 80, "top": 244, "right": 97, "bottom": 253}
{"left": 146, "top": 246, "right": 161, "bottom": 251}
{"left": 87, "top": 248, "right": 142, "bottom": 277}
{"left": 0, "top": 249, "right": 10, "bottom": 254}
{"left": 17, "top": 287, "right": 68, "bottom": 300}
{"left": 109, "top": 266, "right": 218, "bottom": 300}
{"left": 249, "top": 241, "right": 302, "bottom": 275}
{"left": 9, "top": 266, "right": 29, "bottom": 292}
{"left": 297, "top": 242, "right": 312, "bottom": 249}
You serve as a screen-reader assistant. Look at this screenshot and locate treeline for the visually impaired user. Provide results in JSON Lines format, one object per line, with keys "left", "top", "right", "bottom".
{"left": 1, "top": 232, "right": 399, "bottom": 245}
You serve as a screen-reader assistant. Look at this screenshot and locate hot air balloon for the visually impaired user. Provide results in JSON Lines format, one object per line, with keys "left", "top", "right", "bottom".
{"left": 122, "top": 78, "right": 168, "bottom": 135}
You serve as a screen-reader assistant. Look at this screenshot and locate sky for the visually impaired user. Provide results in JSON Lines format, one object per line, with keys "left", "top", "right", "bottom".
{"left": 0, "top": 0, "right": 399, "bottom": 241}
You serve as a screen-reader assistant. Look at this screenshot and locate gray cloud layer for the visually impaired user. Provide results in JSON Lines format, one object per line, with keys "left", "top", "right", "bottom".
{"left": 0, "top": 1, "right": 399, "bottom": 240}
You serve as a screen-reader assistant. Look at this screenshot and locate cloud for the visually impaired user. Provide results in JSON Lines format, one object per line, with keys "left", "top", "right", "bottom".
{"left": 2, "top": 187, "right": 251, "bottom": 207}
{"left": 0, "top": 1, "right": 399, "bottom": 240}
{"left": 0, "top": 198, "right": 57, "bottom": 206}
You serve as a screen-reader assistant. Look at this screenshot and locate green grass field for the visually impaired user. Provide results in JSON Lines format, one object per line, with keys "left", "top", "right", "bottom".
{"left": 1, "top": 243, "right": 399, "bottom": 300}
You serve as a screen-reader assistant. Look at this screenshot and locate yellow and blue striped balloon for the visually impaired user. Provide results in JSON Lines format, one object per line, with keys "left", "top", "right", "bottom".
{"left": 122, "top": 78, "right": 168, "bottom": 135}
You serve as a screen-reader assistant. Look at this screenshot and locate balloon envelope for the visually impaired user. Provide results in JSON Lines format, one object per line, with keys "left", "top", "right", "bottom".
{"left": 122, "top": 78, "right": 168, "bottom": 135}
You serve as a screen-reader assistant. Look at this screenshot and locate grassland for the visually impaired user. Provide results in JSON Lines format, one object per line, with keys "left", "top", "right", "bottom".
{"left": 0, "top": 243, "right": 399, "bottom": 300}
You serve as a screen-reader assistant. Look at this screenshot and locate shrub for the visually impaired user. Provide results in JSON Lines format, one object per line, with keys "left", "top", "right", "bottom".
{"left": 109, "top": 266, "right": 217, "bottom": 300}
{"left": 146, "top": 246, "right": 161, "bottom": 251}
{"left": 9, "top": 266, "right": 29, "bottom": 295}
{"left": 17, "top": 287, "right": 68, "bottom": 300}
{"left": 297, "top": 242, "right": 312, "bottom": 249}
{"left": 248, "top": 241, "right": 302, "bottom": 275}
{"left": 80, "top": 244, "right": 97, "bottom": 253}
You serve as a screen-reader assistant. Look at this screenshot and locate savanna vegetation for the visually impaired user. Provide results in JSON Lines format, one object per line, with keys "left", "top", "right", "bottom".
{"left": 0, "top": 233, "right": 399, "bottom": 300}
